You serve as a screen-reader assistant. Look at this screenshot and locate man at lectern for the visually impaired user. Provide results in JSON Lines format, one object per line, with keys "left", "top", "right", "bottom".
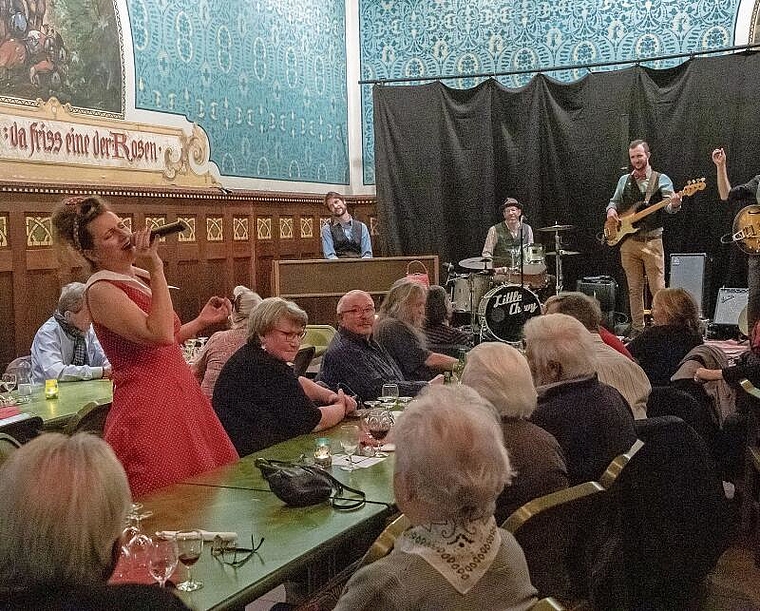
{"left": 321, "top": 191, "right": 373, "bottom": 259}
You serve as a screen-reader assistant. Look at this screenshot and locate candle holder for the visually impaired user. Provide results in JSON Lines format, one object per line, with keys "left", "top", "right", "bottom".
{"left": 313, "top": 438, "right": 332, "bottom": 468}
{"left": 45, "top": 379, "right": 59, "bottom": 399}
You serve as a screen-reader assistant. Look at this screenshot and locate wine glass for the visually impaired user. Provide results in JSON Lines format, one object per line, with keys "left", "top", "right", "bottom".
{"left": 175, "top": 529, "right": 204, "bottom": 591}
{"left": 380, "top": 383, "right": 399, "bottom": 404}
{"left": 122, "top": 503, "right": 153, "bottom": 572}
{"left": 362, "top": 409, "right": 393, "bottom": 458}
{"left": 339, "top": 424, "right": 360, "bottom": 472}
{"left": 148, "top": 538, "right": 179, "bottom": 587}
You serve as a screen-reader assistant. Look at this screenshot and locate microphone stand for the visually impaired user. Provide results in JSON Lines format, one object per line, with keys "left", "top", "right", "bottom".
{"left": 519, "top": 216, "right": 525, "bottom": 325}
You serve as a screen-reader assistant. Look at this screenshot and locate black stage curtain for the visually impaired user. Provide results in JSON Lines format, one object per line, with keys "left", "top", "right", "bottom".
{"left": 373, "top": 52, "right": 760, "bottom": 316}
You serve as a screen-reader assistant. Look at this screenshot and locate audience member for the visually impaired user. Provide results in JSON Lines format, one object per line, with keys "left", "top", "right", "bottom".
{"left": 524, "top": 313, "right": 637, "bottom": 485}
{"left": 192, "top": 285, "right": 261, "bottom": 399}
{"left": 627, "top": 287, "right": 703, "bottom": 386}
{"left": 423, "top": 285, "right": 472, "bottom": 354}
{"left": 544, "top": 292, "right": 651, "bottom": 419}
{"left": 52, "top": 196, "right": 237, "bottom": 497}
{"left": 214, "top": 297, "right": 355, "bottom": 456}
{"left": 374, "top": 279, "right": 457, "bottom": 380}
{"left": 461, "top": 342, "right": 569, "bottom": 523}
{"left": 0, "top": 433, "right": 190, "bottom": 610}
{"left": 334, "top": 385, "right": 537, "bottom": 611}
{"left": 31, "top": 282, "right": 111, "bottom": 383}
{"left": 317, "top": 290, "right": 440, "bottom": 401}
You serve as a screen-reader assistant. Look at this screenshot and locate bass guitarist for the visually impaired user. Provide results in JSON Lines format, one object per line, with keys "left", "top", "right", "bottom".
{"left": 712, "top": 147, "right": 760, "bottom": 331}
{"left": 606, "top": 139, "right": 682, "bottom": 338}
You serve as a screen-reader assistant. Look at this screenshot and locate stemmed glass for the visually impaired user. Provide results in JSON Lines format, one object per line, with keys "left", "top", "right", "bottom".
{"left": 175, "top": 529, "right": 204, "bottom": 591}
{"left": 0, "top": 373, "right": 17, "bottom": 402}
{"left": 122, "top": 502, "right": 154, "bottom": 572}
{"left": 148, "top": 538, "right": 179, "bottom": 588}
{"left": 380, "top": 383, "right": 399, "bottom": 404}
{"left": 339, "top": 424, "right": 361, "bottom": 472}
{"left": 362, "top": 409, "right": 393, "bottom": 458}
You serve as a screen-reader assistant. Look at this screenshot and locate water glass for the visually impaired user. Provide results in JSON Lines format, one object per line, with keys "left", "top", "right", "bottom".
{"left": 148, "top": 538, "right": 179, "bottom": 587}
{"left": 380, "top": 383, "right": 399, "bottom": 403}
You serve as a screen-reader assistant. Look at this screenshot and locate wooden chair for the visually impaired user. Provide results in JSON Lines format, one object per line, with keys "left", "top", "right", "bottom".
{"left": 0, "top": 415, "right": 42, "bottom": 444}
{"left": 0, "top": 432, "right": 21, "bottom": 465}
{"left": 292, "top": 345, "right": 316, "bottom": 378}
{"left": 598, "top": 438, "right": 644, "bottom": 489}
{"left": 357, "top": 513, "right": 409, "bottom": 568}
{"left": 64, "top": 401, "right": 111, "bottom": 436}
{"left": 303, "top": 325, "right": 337, "bottom": 358}
{"left": 503, "top": 482, "right": 607, "bottom": 605}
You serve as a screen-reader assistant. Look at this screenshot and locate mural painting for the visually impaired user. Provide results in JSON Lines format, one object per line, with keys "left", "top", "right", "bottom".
{"left": 0, "top": 0, "right": 122, "bottom": 115}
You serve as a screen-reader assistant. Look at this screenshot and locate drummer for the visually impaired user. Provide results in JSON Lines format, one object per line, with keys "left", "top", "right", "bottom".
{"left": 482, "top": 197, "right": 535, "bottom": 274}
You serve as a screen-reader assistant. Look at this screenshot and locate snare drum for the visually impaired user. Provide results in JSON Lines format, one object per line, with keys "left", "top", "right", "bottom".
{"left": 451, "top": 273, "right": 492, "bottom": 313}
{"left": 477, "top": 285, "right": 541, "bottom": 343}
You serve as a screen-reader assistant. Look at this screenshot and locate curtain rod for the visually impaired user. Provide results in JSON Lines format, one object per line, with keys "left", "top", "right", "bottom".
{"left": 358, "top": 43, "right": 760, "bottom": 86}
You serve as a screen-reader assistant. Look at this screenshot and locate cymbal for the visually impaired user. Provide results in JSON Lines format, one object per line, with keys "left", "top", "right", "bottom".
{"left": 545, "top": 250, "right": 581, "bottom": 256}
{"left": 537, "top": 223, "right": 575, "bottom": 232}
{"left": 458, "top": 256, "right": 510, "bottom": 270}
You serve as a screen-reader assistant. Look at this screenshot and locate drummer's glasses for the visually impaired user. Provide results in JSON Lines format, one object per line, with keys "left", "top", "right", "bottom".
{"left": 211, "top": 535, "right": 265, "bottom": 568}
{"left": 341, "top": 306, "right": 375, "bottom": 317}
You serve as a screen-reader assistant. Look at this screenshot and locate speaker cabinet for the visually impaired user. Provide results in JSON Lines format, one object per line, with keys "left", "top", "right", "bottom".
{"left": 577, "top": 277, "right": 617, "bottom": 329}
{"left": 670, "top": 253, "right": 708, "bottom": 317}
{"left": 713, "top": 287, "right": 749, "bottom": 326}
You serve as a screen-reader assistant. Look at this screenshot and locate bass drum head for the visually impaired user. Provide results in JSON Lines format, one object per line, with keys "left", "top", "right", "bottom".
{"left": 477, "top": 285, "right": 541, "bottom": 343}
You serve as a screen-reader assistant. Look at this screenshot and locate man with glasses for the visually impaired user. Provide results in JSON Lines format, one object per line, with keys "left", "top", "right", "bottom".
{"left": 316, "top": 290, "right": 442, "bottom": 401}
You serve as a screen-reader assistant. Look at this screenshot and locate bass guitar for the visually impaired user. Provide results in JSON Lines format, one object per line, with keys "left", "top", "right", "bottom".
{"left": 729, "top": 204, "right": 760, "bottom": 254}
{"left": 603, "top": 178, "right": 706, "bottom": 246}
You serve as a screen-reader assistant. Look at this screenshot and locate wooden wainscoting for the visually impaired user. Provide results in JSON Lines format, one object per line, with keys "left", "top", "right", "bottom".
{"left": 0, "top": 182, "right": 377, "bottom": 370}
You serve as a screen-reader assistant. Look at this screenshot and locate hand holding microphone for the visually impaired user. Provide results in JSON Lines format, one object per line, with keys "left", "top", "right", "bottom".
{"left": 131, "top": 220, "right": 189, "bottom": 245}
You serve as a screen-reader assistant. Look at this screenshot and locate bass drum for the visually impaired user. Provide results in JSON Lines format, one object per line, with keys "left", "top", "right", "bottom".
{"left": 477, "top": 285, "right": 541, "bottom": 344}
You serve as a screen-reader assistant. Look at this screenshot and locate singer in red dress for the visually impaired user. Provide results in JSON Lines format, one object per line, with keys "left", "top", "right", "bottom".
{"left": 52, "top": 196, "right": 238, "bottom": 496}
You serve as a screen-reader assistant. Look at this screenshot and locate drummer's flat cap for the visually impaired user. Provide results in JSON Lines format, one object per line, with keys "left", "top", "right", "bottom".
{"left": 499, "top": 197, "right": 523, "bottom": 212}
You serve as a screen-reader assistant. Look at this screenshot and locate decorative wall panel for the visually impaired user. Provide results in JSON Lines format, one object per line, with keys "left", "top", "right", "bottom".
{"left": 0, "top": 215, "right": 6, "bottom": 247}
{"left": 358, "top": 0, "right": 740, "bottom": 183}
{"left": 26, "top": 216, "right": 52, "bottom": 247}
{"left": 233, "top": 216, "right": 249, "bottom": 241}
{"left": 279, "top": 217, "right": 294, "bottom": 239}
{"left": 129, "top": 0, "right": 349, "bottom": 184}
{"left": 300, "top": 217, "right": 313, "bottom": 238}
{"left": 207, "top": 217, "right": 223, "bottom": 241}
{"left": 178, "top": 216, "right": 196, "bottom": 242}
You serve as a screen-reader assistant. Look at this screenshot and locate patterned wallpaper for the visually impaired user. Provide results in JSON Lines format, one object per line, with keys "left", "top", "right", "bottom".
{"left": 127, "top": 0, "right": 349, "bottom": 184}
{"left": 359, "top": 0, "right": 741, "bottom": 184}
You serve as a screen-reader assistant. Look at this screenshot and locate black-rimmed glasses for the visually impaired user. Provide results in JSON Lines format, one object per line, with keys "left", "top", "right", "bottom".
{"left": 210, "top": 535, "right": 265, "bottom": 568}
{"left": 340, "top": 306, "right": 375, "bottom": 316}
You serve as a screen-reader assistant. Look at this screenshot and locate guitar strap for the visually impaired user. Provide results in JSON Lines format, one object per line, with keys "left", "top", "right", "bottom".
{"left": 643, "top": 171, "right": 660, "bottom": 205}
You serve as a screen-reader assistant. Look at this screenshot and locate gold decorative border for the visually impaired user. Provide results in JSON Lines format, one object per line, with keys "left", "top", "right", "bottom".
{"left": 233, "top": 216, "right": 249, "bottom": 241}
{"left": 178, "top": 216, "right": 196, "bottom": 242}
{"left": 207, "top": 217, "right": 223, "bottom": 241}
{"left": 279, "top": 217, "right": 294, "bottom": 239}
{"left": 257, "top": 217, "right": 272, "bottom": 240}
{"left": 300, "top": 217, "right": 313, "bottom": 238}
{"left": 0, "top": 215, "right": 7, "bottom": 247}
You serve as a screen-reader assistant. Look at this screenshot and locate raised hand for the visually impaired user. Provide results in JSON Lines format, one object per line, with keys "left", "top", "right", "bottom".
{"left": 712, "top": 147, "right": 726, "bottom": 167}
{"left": 197, "top": 296, "right": 232, "bottom": 326}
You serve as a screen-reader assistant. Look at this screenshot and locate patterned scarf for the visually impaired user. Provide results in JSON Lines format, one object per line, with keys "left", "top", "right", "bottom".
{"left": 53, "top": 311, "right": 88, "bottom": 366}
{"left": 395, "top": 516, "right": 501, "bottom": 594}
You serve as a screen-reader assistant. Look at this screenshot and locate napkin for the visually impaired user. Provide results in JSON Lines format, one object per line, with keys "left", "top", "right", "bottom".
{"left": 0, "top": 406, "right": 23, "bottom": 421}
{"left": 155, "top": 529, "right": 237, "bottom": 542}
{"left": 332, "top": 454, "right": 385, "bottom": 469}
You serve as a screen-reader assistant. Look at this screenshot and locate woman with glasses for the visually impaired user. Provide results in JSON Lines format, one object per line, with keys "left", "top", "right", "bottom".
{"left": 192, "top": 285, "right": 262, "bottom": 399}
{"left": 51, "top": 196, "right": 238, "bottom": 497}
{"left": 213, "top": 297, "right": 355, "bottom": 456}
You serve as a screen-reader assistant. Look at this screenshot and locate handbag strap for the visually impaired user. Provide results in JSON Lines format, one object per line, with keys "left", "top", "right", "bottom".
{"left": 405, "top": 259, "right": 428, "bottom": 275}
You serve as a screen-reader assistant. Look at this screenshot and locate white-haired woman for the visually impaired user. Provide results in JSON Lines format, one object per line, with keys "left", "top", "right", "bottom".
{"left": 0, "top": 433, "right": 190, "bottom": 610}
{"left": 213, "top": 297, "right": 355, "bottom": 456}
{"left": 334, "top": 385, "right": 537, "bottom": 611}
{"left": 192, "top": 285, "right": 262, "bottom": 399}
{"left": 524, "top": 313, "right": 637, "bottom": 485}
{"left": 461, "top": 343, "right": 569, "bottom": 523}
{"left": 374, "top": 279, "right": 457, "bottom": 380}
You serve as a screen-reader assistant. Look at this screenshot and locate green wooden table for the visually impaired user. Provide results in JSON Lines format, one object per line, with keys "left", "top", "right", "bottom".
{"left": 138, "top": 482, "right": 393, "bottom": 610}
{"left": 182, "top": 423, "right": 397, "bottom": 506}
{"left": 21, "top": 379, "right": 112, "bottom": 429}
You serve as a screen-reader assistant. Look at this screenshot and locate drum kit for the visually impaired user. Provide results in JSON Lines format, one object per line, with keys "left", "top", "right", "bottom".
{"left": 447, "top": 222, "right": 580, "bottom": 344}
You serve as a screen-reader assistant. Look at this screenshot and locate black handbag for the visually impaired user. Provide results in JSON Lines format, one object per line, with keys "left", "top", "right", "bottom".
{"left": 255, "top": 457, "right": 366, "bottom": 510}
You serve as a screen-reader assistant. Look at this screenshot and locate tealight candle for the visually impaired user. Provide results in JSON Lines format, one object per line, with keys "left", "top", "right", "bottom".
{"left": 314, "top": 438, "right": 332, "bottom": 468}
{"left": 45, "top": 379, "right": 58, "bottom": 399}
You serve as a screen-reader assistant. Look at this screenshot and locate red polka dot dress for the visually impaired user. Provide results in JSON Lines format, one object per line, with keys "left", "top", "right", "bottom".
{"left": 90, "top": 279, "right": 238, "bottom": 497}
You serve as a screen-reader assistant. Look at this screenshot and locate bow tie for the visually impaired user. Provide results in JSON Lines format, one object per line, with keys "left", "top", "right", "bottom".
{"left": 632, "top": 170, "right": 647, "bottom": 181}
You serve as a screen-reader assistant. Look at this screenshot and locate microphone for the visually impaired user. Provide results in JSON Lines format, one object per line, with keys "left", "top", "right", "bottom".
{"left": 131, "top": 220, "right": 189, "bottom": 245}
{"left": 150, "top": 220, "right": 189, "bottom": 240}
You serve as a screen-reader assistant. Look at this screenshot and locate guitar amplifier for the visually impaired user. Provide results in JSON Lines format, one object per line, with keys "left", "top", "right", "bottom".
{"left": 577, "top": 277, "right": 617, "bottom": 329}
{"left": 713, "top": 287, "right": 748, "bottom": 326}
{"left": 669, "top": 253, "right": 708, "bottom": 317}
